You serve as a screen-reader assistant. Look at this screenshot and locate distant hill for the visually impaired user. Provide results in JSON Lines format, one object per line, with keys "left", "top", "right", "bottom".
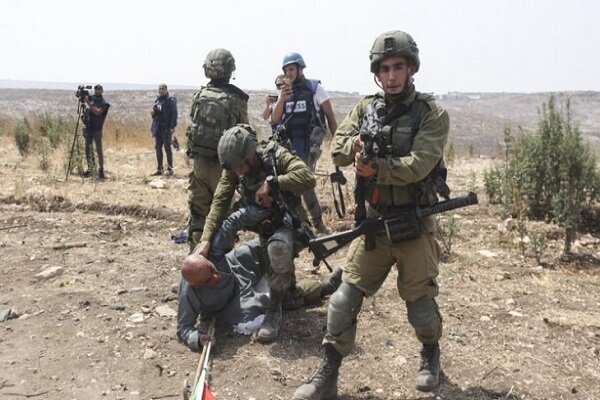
{"left": 0, "top": 86, "right": 598, "bottom": 157}
{"left": 0, "top": 79, "right": 198, "bottom": 91}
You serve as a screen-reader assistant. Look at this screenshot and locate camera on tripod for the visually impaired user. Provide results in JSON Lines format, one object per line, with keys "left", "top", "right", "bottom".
{"left": 75, "top": 85, "right": 93, "bottom": 101}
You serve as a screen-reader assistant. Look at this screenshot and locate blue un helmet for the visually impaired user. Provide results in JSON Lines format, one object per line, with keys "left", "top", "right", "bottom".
{"left": 282, "top": 52, "right": 306, "bottom": 70}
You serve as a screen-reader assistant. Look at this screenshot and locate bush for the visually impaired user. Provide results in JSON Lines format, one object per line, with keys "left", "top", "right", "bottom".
{"left": 483, "top": 95, "right": 600, "bottom": 255}
{"left": 37, "top": 113, "right": 70, "bottom": 148}
{"left": 13, "top": 120, "right": 31, "bottom": 156}
{"left": 38, "top": 140, "right": 49, "bottom": 171}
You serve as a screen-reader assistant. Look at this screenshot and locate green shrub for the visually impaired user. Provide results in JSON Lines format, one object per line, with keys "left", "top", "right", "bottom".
{"left": 437, "top": 214, "right": 459, "bottom": 256}
{"left": 37, "top": 112, "right": 70, "bottom": 148}
{"left": 13, "top": 120, "right": 31, "bottom": 156}
{"left": 38, "top": 140, "right": 49, "bottom": 171}
{"left": 483, "top": 95, "right": 600, "bottom": 255}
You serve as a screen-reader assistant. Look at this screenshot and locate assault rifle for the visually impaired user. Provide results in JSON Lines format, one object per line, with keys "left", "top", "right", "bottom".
{"left": 266, "top": 151, "right": 333, "bottom": 272}
{"left": 355, "top": 97, "right": 386, "bottom": 249}
{"left": 309, "top": 192, "right": 478, "bottom": 266}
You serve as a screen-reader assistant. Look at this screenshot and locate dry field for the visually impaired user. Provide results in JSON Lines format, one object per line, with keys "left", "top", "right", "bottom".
{"left": 0, "top": 90, "right": 599, "bottom": 400}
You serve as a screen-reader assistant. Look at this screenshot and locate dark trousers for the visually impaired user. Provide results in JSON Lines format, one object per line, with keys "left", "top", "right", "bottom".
{"left": 84, "top": 129, "right": 104, "bottom": 173}
{"left": 154, "top": 128, "right": 173, "bottom": 170}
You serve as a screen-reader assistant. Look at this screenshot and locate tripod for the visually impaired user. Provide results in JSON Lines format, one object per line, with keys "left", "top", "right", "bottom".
{"left": 65, "top": 99, "right": 87, "bottom": 181}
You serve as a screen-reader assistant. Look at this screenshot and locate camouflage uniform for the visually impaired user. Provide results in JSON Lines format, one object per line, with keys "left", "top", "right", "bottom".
{"left": 325, "top": 85, "right": 448, "bottom": 356}
{"left": 201, "top": 139, "right": 315, "bottom": 293}
{"left": 187, "top": 48, "right": 249, "bottom": 251}
{"left": 293, "top": 31, "right": 449, "bottom": 400}
{"left": 203, "top": 127, "right": 317, "bottom": 343}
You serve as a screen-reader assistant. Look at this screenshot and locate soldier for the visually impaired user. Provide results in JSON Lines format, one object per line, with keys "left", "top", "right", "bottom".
{"left": 186, "top": 49, "right": 249, "bottom": 251}
{"left": 195, "top": 124, "right": 316, "bottom": 343}
{"left": 271, "top": 53, "right": 338, "bottom": 234}
{"left": 293, "top": 30, "right": 450, "bottom": 399}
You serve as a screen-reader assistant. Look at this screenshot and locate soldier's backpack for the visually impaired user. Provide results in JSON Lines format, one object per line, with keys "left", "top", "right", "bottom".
{"left": 186, "top": 85, "right": 246, "bottom": 158}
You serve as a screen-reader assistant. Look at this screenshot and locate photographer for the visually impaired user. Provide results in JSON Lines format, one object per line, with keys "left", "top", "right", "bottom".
{"left": 151, "top": 83, "right": 178, "bottom": 176}
{"left": 83, "top": 84, "right": 110, "bottom": 179}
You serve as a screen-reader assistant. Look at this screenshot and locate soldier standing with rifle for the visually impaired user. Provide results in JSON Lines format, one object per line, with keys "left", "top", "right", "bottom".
{"left": 186, "top": 49, "right": 249, "bottom": 251}
{"left": 293, "top": 30, "right": 451, "bottom": 399}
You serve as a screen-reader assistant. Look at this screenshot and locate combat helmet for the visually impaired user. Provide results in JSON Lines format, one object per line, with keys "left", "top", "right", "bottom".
{"left": 369, "top": 31, "right": 420, "bottom": 73}
{"left": 282, "top": 52, "right": 306, "bottom": 69}
{"left": 218, "top": 124, "right": 258, "bottom": 170}
{"left": 203, "top": 48, "right": 236, "bottom": 79}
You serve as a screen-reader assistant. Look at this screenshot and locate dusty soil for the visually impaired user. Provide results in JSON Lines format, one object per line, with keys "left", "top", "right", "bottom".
{"left": 1, "top": 122, "right": 599, "bottom": 399}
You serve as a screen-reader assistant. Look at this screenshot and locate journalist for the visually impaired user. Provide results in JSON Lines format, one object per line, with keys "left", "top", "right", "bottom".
{"left": 83, "top": 84, "right": 110, "bottom": 179}
{"left": 151, "top": 83, "right": 178, "bottom": 176}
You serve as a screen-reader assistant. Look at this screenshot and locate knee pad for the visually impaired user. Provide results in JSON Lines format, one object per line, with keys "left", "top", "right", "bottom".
{"left": 406, "top": 298, "right": 442, "bottom": 341}
{"left": 328, "top": 282, "right": 364, "bottom": 336}
{"left": 267, "top": 239, "right": 293, "bottom": 274}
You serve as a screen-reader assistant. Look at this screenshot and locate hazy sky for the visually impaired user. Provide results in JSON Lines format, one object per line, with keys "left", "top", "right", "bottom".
{"left": 1, "top": 0, "right": 598, "bottom": 94}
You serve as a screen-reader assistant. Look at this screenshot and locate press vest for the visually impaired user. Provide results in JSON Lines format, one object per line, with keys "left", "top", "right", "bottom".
{"left": 282, "top": 78, "right": 324, "bottom": 160}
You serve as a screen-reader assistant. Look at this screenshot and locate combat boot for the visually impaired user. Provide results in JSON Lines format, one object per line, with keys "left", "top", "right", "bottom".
{"left": 320, "top": 268, "right": 342, "bottom": 298}
{"left": 293, "top": 344, "right": 341, "bottom": 400}
{"left": 257, "top": 289, "right": 283, "bottom": 343}
{"left": 415, "top": 342, "right": 440, "bottom": 392}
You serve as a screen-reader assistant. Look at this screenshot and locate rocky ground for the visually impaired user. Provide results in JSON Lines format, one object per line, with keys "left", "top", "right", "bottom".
{"left": 1, "top": 88, "right": 600, "bottom": 400}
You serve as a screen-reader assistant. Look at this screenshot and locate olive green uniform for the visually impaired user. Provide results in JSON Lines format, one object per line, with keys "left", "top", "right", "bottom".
{"left": 201, "top": 140, "right": 316, "bottom": 291}
{"left": 324, "top": 85, "right": 449, "bottom": 357}
{"left": 187, "top": 84, "right": 248, "bottom": 250}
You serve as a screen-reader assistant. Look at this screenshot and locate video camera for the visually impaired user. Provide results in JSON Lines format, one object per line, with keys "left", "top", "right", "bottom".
{"left": 75, "top": 85, "right": 93, "bottom": 100}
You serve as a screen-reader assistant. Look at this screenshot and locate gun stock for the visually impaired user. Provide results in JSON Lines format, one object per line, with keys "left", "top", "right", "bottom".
{"left": 310, "top": 192, "right": 478, "bottom": 265}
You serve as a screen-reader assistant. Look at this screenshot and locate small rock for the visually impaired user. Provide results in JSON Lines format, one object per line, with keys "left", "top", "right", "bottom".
{"left": 480, "top": 316, "right": 491, "bottom": 322}
{"left": 149, "top": 180, "right": 165, "bottom": 189}
{"left": 35, "top": 266, "right": 62, "bottom": 279}
{"left": 143, "top": 348, "right": 157, "bottom": 359}
{"left": 477, "top": 249, "right": 497, "bottom": 258}
{"left": 506, "top": 298, "right": 516, "bottom": 306}
{"left": 128, "top": 313, "right": 145, "bottom": 323}
{"left": 508, "top": 310, "right": 523, "bottom": 318}
{"left": 0, "top": 308, "right": 18, "bottom": 322}
{"left": 154, "top": 305, "right": 177, "bottom": 318}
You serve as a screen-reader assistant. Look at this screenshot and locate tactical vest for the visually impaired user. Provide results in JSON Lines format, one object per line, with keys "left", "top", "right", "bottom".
{"left": 372, "top": 92, "right": 449, "bottom": 210}
{"left": 187, "top": 85, "right": 245, "bottom": 158}
{"left": 282, "top": 78, "right": 324, "bottom": 160}
{"left": 236, "top": 141, "right": 301, "bottom": 235}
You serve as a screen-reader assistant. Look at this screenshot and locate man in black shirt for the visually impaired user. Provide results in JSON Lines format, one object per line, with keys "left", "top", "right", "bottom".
{"left": 83, "top": 84, "right": 110, "bottom": 179}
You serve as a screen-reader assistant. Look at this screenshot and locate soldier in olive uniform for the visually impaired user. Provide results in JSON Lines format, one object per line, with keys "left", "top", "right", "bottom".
{"left": 293, "top": 31, "right": 449, "bottom": 400}
{"left": 196, "top": 124, "right": 317, "bottom": 343}
{"left": 186, "top": 49, "right": 249, "bottom": 251}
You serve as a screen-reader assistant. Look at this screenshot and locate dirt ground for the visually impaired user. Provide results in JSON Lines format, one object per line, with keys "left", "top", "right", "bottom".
{"left": 1, "top": 136, "right": 599, "bottom": 400}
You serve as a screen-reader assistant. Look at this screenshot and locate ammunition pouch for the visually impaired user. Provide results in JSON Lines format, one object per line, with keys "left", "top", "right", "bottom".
{"left": 383, "top": 211, "right": 421, "bottom": 244}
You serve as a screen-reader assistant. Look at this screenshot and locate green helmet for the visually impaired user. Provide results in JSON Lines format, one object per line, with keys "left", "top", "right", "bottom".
{"left": 369, "top": 30, "right": 420, "bottom": 73}
{"left": 203, "top": 48, "right": 236, "bottom": 80}
{"left": 218, "top": 124, "right": 258, "bottom": 170}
